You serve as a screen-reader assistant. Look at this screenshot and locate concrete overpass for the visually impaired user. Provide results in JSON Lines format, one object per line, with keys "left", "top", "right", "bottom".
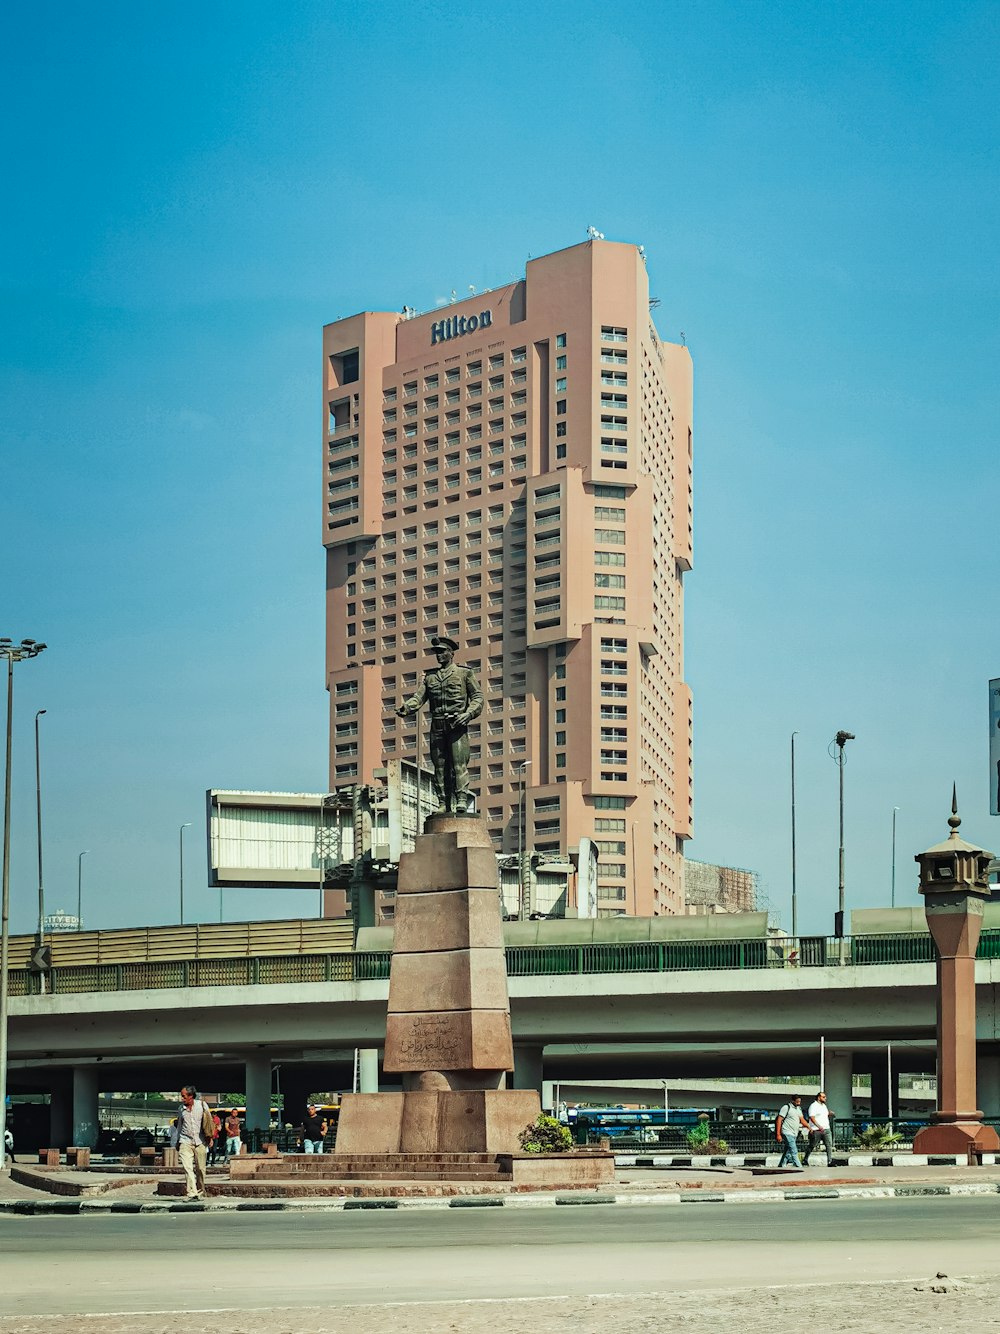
{"left": 9, "top": 953, "right": 1000, "bottom": 1146}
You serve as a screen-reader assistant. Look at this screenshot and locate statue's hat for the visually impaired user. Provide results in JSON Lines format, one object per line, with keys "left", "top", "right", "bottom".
{"left": 431, "top": 635, "right": 459, "bottom": 652}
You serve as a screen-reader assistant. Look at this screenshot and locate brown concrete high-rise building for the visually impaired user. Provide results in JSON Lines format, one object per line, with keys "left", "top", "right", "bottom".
{"left": 321, "top": 239, "right": 693, "bottom": 915}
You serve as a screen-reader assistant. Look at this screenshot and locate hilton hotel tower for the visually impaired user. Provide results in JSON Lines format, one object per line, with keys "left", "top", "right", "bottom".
{"left": 322, "top": 239, "right": 693, "bottom": 915}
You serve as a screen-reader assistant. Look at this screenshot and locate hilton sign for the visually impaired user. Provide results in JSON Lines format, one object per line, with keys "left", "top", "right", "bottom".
{"left": 430, "top": 310, "right": 493, "bottom": 346}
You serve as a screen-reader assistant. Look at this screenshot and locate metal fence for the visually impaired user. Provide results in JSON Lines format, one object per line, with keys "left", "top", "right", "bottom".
{"left": 576, "top": 1116, "right": 1000, "bottom": 1154}
{"left": 8, "top": 930, "right": 997, "bottom": 997}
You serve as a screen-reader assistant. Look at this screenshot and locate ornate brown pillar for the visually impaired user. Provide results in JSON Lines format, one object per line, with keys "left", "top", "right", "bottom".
{"left": 912, "top": 789, "right": 999, "bottom": 1161}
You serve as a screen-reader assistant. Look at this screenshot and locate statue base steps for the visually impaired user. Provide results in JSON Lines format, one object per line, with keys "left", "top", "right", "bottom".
{"left": 156, "top": 1148, "right": 615, "bottom": 1196}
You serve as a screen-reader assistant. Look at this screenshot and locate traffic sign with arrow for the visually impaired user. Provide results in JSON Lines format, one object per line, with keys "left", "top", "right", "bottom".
{"left": 29, "top": 945, "right": 51, "bottom": 972}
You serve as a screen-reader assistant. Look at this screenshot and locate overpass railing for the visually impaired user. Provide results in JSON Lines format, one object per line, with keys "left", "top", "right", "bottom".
{"left": 7, "top": 929, "right": 996, "bottom": 997}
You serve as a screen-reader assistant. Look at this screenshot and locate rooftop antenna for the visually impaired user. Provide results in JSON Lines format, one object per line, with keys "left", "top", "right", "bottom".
{"left": 586, "top": 225, "right": 605, "bottom": 241}
{"left": 450, "top": 290, "right": 457, "bottom": 304}
{"left": 680, "top": 331, "right": 687, "bottom": 345}
{"left": 468, "top": 284, "right": 477, "bottom": 296}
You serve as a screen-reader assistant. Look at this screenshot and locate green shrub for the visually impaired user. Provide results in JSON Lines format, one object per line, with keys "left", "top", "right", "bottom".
{"left": 518, "top": 1114, "right": 573, "bottom": 1154}
{"left": 685, "top": 1115, "right": 727, "bottom": 1154}
{"left": 853, "top": 1123, "right": 903, "bottom": 1149}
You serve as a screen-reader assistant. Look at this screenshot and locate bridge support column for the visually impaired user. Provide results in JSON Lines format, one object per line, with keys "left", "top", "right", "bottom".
{"left": 512, "top": 1044, "right": 543, "bottom": 1093}
{"left": 49, "top": 1080, "right": 72, "bottom": 1148}
{"left": 72, "top": 1067, "right": 99, "bottom": 1149}
{"left": 869, "top": 1056, "right": 901, "bottom": 1120}
{"left": 357, "top": 1048, "right": 380, "bottom": 1094}
{"left": 245, "top": 1055, "right": 272, "bottom": 1136}
{"left": 824, "top": 1049, "right": 853, "bottom": 1123}
{"left": 976, "top": 1052, "right": 1000, "bottom": 1119}
{"left": 280, "top": 1072, "right": 314, "bottom": 1128}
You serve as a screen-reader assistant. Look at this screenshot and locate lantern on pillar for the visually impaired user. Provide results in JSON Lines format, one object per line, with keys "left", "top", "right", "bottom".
{"left": 912, "top": 787, "right": 999, "bottom": 1161}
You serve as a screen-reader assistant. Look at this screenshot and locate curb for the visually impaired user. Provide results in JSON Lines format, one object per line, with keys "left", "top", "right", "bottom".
{"left": 615, "top": 1153, "right": 999, "bottom": 1168}
{"left": 1, "top": 1182, "right": 999, "bottom": 1215}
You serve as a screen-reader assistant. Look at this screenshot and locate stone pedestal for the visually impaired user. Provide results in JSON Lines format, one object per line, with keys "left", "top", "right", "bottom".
{"left": 334, "top": 1089, "right": 543, "bottom": 1155}
{"left": 337, "top": 813, "right": 541, "bottom": 1155}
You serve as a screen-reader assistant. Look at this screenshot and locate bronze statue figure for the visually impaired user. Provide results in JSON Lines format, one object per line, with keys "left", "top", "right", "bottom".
{"left": 397, "top": 636, "right": 483, "bottom": 813}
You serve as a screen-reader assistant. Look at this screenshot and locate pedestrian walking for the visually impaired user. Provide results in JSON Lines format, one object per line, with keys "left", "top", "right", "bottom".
{"left": 224, "top": 1109, "right": 242, "bottom": 1161}
{"left": 775, "top": 1095, "right": 807, "bottom": 1168}
{"left": 207, "top": 1112, "right": 223, "bottom": 1165}
{"left": 168, "top": 1085, "right": 215, "bottom": 1200}
{"left": 803, "top": 1091, "right": 835, "bottom": 1165}
{"left": 302, "top": 1104, "right": 328, "bottom": 1154}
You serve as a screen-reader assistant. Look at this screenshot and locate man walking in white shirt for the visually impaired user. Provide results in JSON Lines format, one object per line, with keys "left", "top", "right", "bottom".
{"left": 169, "top": 1085, "right": 214, "bottom": 1200}
{"left": 803, "top": 1090, "right": 835, "bottom": 1166}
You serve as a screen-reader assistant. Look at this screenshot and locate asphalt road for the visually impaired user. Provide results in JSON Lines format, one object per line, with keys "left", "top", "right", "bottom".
{"left": 1, "top": 1197, "right": 999, "bottom": 1318}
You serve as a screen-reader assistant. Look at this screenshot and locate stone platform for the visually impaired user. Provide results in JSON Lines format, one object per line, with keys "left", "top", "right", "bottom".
{"left": 334, "top": 1089, "right": 542, "bottom": 1156}
{"left": 155, "top": 1151, "right": 615, "bottom": 1198}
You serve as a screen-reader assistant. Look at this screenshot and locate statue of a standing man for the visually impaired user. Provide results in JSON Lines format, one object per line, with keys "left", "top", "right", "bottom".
{"left": 397, "top": 636, "right": 483, "bottom": 813}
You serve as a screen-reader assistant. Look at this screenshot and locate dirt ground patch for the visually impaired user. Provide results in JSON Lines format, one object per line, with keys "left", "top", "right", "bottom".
{"left": 2, "top": 1277, "right": 997, "bottom": 1334}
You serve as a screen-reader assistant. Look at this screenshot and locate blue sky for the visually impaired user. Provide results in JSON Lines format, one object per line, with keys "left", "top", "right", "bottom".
{"left": 2, "top": 1, "right": 997, "bottom": 935}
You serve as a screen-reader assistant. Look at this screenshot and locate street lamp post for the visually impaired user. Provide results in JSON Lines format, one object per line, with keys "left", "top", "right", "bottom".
{"left": 76, "top": 851, "right": 89, "bottom": 930}
{"left": 516, "top": 761, "right": 531, "bottom": 920}
{"left": 832, "top": 730, "right": 855, "bottom": 941}
{"left": 790, "top": 731, "right": 798, "bottom": 939}
{"left": 891, "top": 806, "right": 900, "bottom": 908}
{"left": 179, "top": 823, "right": 192, "bottom": 925}
{"left": 1, "top": 637, "right": 47, "bottom": 1171}
{"left": 34, "top": 709, "right": 47, "bottom": 994}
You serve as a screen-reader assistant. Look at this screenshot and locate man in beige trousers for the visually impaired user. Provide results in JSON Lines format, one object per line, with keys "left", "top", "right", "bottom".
{"left": 169, "top": 1084, "right": 214, "bottom": 1200}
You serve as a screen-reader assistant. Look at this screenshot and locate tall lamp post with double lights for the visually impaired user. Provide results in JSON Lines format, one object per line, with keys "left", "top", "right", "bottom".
{"left": 1, "top": 637, "right": 47, "bottom": 1171}
{"left": 179, "top": 823, "right": 192, "bottom": 925}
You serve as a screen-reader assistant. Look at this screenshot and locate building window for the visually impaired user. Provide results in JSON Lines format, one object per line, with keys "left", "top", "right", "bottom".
{"left": 556, "top": 333, "right": 567, "bottom": 348}
{"left": 555, "top": 377, "right": 567, "bottom": 393}
{"left": 556, "top": 400, "right": 567, "bottom": 416}
{"left": 556, "top": 355, "right": 567, "bottom": 370}
{"left": 600, "top": 326, "right": 627, "bottom": 343}
{"left": 556, "top": 444, "right": 566, "bottom": 459}
{"left": 595, "top": 529, "right": 626, "bottom": 544}
{"left": 595, "top": 550, "right": 625, "bottom": 566}
{"left": 556, "top": 753, "right": 566, "bottom": 768}
{"left": 595, "top": 574, "right": 625, "bottom": 589}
